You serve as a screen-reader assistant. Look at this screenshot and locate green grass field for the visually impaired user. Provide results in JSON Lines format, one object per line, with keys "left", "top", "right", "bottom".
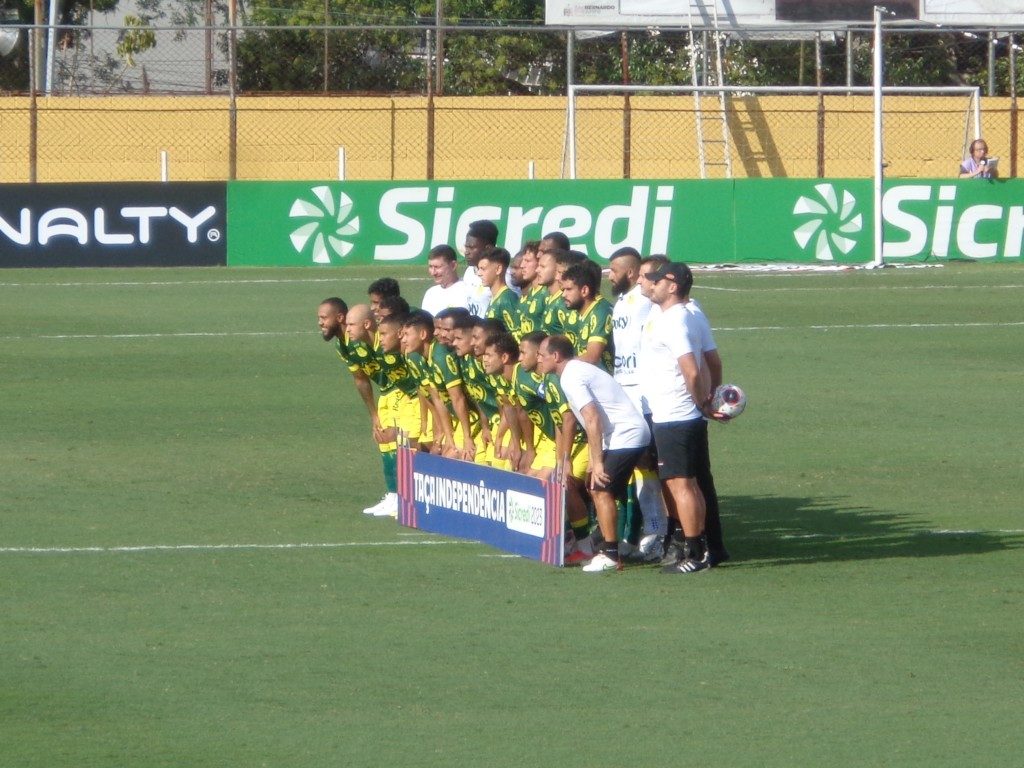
{"left": 2, "top": 264, "right": 1022, "bottom": 767}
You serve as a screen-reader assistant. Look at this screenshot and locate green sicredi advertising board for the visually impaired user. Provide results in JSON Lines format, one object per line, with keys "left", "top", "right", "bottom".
{"left": 227, "top": 178, "right": 1024, "bottom": 266}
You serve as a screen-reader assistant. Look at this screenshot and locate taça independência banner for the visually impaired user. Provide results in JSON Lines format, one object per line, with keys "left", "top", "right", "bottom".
{"left": 396, "top": 446, "right": 565, "bottom": 566}
{"left": 227, "top": 178, "right": 1024, "bottom": 266}
{"left": 0, "top": 182, "right": 227, "bottom": 268}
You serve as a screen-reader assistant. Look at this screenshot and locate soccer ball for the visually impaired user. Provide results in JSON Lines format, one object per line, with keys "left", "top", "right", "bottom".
{"left": 711, "top": 384, "right": 747, "bottom": 419}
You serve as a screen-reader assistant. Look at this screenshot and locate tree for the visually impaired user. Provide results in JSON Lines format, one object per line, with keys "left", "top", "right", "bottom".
{"left": 0, "top": 0, "right": 119, "bottom": 91}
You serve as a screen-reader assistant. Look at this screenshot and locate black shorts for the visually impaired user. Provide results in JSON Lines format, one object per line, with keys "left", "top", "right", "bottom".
{"left": 652, "top": 418, "right": 708, "bottom": 480}
{"left": 591, "top": 446, "right": 647, "bottom": 498}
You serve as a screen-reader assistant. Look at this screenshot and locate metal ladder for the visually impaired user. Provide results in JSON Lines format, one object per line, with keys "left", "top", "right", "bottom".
{"left": 687, "top": 0, "right": 732, "bottom": 178}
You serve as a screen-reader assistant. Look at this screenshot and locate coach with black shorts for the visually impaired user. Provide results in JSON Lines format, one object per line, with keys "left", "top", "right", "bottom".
{"left": 639, "top": 261, "right": 714, "bottom": 574}
{"left": 537, "top": 335, "right": 651, "bottom": 573}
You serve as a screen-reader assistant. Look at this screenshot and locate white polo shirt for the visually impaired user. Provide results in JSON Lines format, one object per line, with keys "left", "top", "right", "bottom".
{"left": 422, "top": 280, "right": 472, "bottom": 317}
{"left": 558, "top": 359, "right": 650, "bottom": 451}
{"left": 638, "top": 302, "right": 703, "bottom": 423}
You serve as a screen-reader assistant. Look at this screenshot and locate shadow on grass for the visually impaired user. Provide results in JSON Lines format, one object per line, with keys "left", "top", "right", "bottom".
{"left": 717, "top": 494, "right": 1024, "bottom": 567}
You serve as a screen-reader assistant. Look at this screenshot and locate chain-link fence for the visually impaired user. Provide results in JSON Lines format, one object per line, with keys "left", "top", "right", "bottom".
{"left": 569, "top": 88, "right": 983, "bottom": 179}
{"left": 1, "top": 21, "right": 1022, "bottom": 181}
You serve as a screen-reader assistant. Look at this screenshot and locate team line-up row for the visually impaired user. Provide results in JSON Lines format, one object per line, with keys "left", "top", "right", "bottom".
{"left": 317, "top": 224, "right": 736, "bottom": 574}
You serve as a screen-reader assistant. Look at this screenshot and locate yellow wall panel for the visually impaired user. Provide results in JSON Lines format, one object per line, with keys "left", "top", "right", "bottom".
{"left": 0, "top": 93, "right": 1014, "bottom": 183}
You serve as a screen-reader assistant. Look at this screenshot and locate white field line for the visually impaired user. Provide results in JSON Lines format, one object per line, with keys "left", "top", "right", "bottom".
{"left": 0, "top": 540, "right": 471, "bottom": 555}
{"left": 2, "top": 331, "right": 310, "bottom": 340}
{"left": 716, "top": 320, "right": 1024, "bottom": 332}
{"left": 1, "top": 276, "right": 1021, "bottom": 293}
{"left": 702, "top": 283, "right": 1024, "bottom": 292}
{"left": 777, "top": 529, "right": 1024, "bottom": 540}
{"left": 2, "top": 319, "right": 1023, "bottom": 343}
{"left": 3, "top": 529, "right": 1019, "bottom": 556}
{"left": 0, "top": 277, "right": 432, "bottom": 288}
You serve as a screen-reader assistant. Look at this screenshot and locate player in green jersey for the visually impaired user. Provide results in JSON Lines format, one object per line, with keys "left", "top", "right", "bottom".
{"left": 479, "top": 247, "right": 520, "bottom": 337}
{"left": 317, "top": 299, "right": 395, "bottom": 517}
{"left": 501, "top": 331, "right": 592, "bottom": 558}
{"left": 425, "top": 310, "right": 478, "bottom": 461}
{"left": 538, "top": 248, "right": 586, "bottom": 336}
{"left": 449, "top": 315, "right": 504, "bottom": 465}
{"left": 376, "top": 314, "right": 428, "bottom": 450}
{"left": 560, "top": 260, "right": 616, "bottom": 374}
{"left": 515, "top": 242, "right": 546, "bottom": 338}
{"left": 400, "top": 311, "right": 450, "bottom": 454}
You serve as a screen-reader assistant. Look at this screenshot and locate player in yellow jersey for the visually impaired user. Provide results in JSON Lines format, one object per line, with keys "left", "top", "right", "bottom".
{"left": 317, "top": 298, "right": 395, "bottom": 517}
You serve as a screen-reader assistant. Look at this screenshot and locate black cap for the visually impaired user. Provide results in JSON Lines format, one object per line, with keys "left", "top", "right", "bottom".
{"left": 645, "top": 261, "right": 693, "bottom": 291}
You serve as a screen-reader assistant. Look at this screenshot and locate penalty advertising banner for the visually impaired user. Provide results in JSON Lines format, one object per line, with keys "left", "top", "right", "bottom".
{"left": 396, "top": 446, "right": 566, "bottom": 566}
{"left": 228, "top": 178, "right": 1024, "bottom": 266}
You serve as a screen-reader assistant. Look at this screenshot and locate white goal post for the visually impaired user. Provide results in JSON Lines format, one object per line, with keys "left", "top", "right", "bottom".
{"left": 565, "top": 83, "right": 981, "bottom": 181}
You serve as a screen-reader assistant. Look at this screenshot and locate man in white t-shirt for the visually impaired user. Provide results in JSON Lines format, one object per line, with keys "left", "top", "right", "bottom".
{"left": 537, "top": 334, "right": 651, "bottom": 573}
{"left": 421, "top": 244, "right": 472, "bottom": 318}
{"left": 638, "top": 260, "right": 715, "bottom": 574}
{"left": 683, "top": 296, "right": 729, "bottom": 566}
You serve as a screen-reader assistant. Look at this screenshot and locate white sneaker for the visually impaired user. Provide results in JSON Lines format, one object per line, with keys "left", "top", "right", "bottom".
{"left": 581, "top": 552, "right": 622, "bottom": 573}
{"left": 372, "top": 492, "right": 398, "bottom": 517}
{"left": 362, "top": 495, "right": 387, "bottom": 515}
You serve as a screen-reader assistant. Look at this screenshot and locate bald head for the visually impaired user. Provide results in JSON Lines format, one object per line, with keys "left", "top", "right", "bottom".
{"left": 344, "top": 303, "right": 375, "bottom": 342}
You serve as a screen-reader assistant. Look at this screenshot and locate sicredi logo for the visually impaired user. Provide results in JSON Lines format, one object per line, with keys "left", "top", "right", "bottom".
{"left": 0, "top": 205, "right": 220, "bottom": 247}
{"left": 882, "top": 184, "right": 1024, "bottom": 259}
{"left": 792, "top": 183, "right": 863, "bottom": 261}
{"left": 287, "top": 184, "right": 677, "bottom": 263}
{"left": 288, "top": 186, "right": 361, "bottom": 264}
{"left": 505, "top": 489, "right": 546, "bottom": 539}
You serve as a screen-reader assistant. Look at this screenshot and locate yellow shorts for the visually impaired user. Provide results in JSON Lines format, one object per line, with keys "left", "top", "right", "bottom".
{"left": 376, "top": 389, "right": 403, "bottom": 452}
{"left": 484, "top": 412, "right": 512, "bottom": 470}
{"left": 395, "top": 392, "right": 422, "bottom": 442}
{"left": 452, "top": 416, "right": 485, "bottom": 462}
{"left": 530, "top": 435, "right": 588, "bottom": 480}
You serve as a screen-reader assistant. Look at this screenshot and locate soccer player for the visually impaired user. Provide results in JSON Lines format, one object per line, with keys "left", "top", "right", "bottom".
{"left": 560, "top": 260, "right": 615, "bottom": 373}
{"left": 376, "top": 313, "right": 428, "bottom": 452}
{"left": 318, "top": 298, "right": 395, "bottom": 515}
{"left": 609, "top": 247, "right": 669, "bottom": 559}
{"left": 515, "top": 241, "right": 546, "bottom": 338}
{"left": 535, "top": 247, "right": 581, "bottom": 336}
{"left": 479, "top": 247, "right": 520, "bottom": 335}
{"left": 425, "top": 310, "right": 478, "bottom": 462}
{"left": 400, "top": 311, "right": 449, "bottom": 454}
{"left": 367, "top": 277, "right": 401, "bottom": 321}
{"left": 509, "top": 331, "right": 592, "bottom": 557}
{"left": 538, "top": 335, "right": 651, "bottom": 573}
{"left": 376, "top": 294, "right": 410, "bottom": 322}
{"left": 422, "top": 244, "right": 472, "bottom": 317}
{"left": 638, "top": 261, "right": 716, "bottom": 574}
{"left": 478, "top": 332, "right": 525, "bottom": 470}
{"left": 450, "top": 315, "right": 504, "bottom": 465}
{"left": 319, "top": 302, "right": 401, "bottom": 517}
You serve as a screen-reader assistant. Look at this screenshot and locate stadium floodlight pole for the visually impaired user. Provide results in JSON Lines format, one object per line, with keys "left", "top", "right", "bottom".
{"left": 871, "top": 5, "right": 885, "bottom": 269}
